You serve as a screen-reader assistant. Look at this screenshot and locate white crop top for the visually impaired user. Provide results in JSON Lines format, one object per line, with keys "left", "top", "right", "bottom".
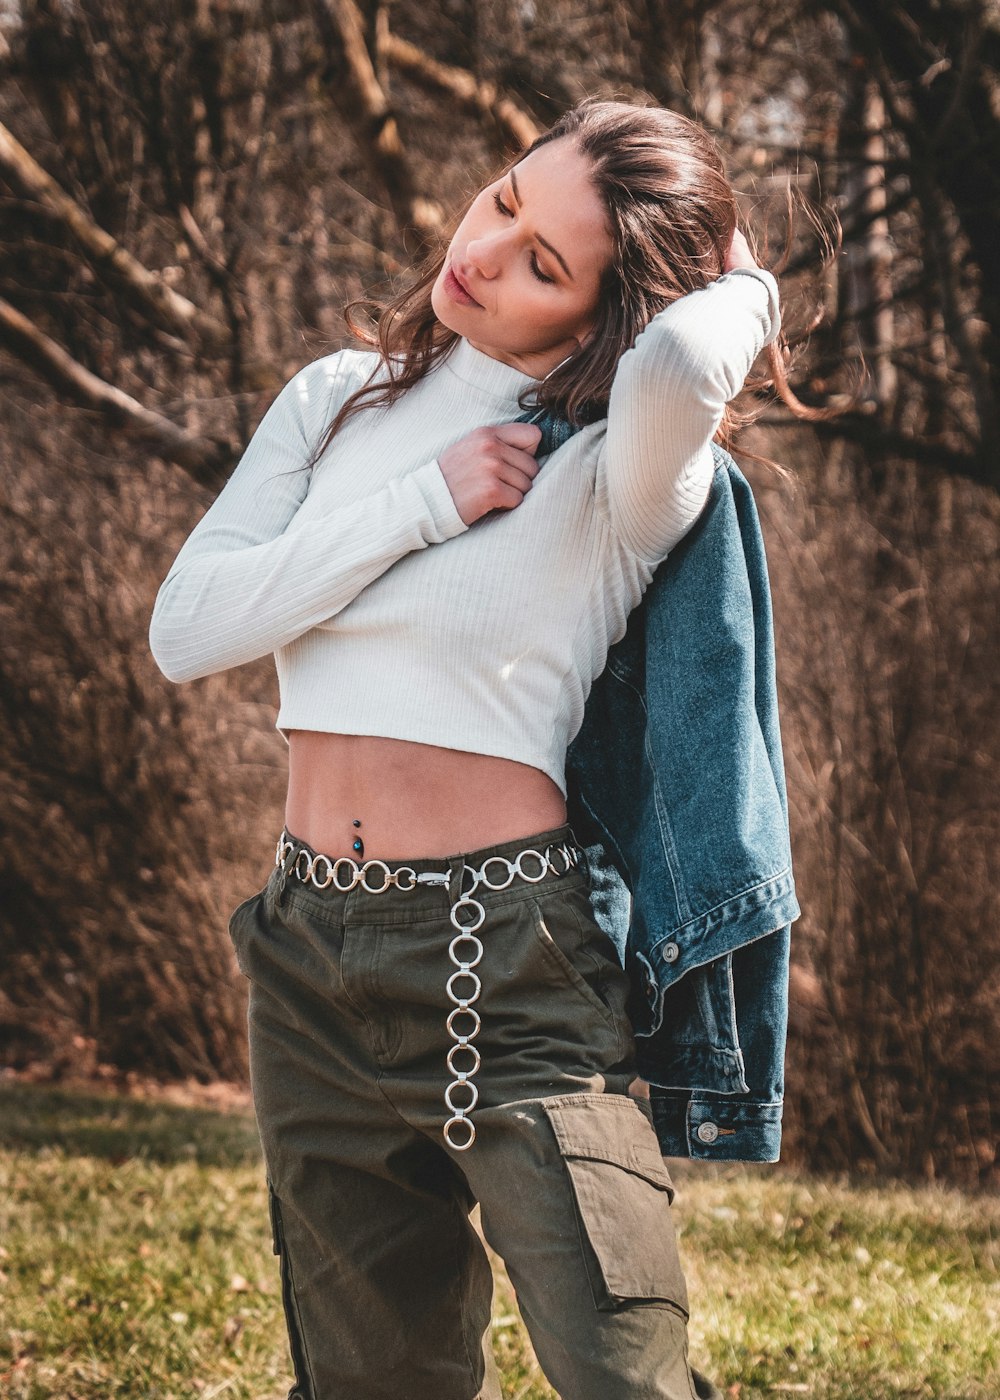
{"left": 149, "top": 268, "right": 780, "bottom": 798}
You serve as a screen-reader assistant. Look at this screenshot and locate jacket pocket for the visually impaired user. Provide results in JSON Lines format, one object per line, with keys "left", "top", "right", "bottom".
{"left": 267, "top": 1179, "right": 316, "bottom": 1399}
{"left": 541, "top": 1094, "right": 689, "bottom": 1316}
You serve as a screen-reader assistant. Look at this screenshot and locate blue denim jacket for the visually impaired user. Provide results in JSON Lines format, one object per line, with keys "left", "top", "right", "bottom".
{"left": 519, "top": 410, "right": 800, "bottom": 1162}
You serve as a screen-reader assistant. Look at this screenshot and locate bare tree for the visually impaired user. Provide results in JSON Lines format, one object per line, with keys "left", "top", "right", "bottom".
{"left": 1, "top": 0, "right": 997, "bottom": 1185}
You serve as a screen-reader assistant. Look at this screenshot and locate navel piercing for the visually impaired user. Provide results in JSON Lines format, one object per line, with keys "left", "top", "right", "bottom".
{"left": 352, "top": 818, "right": 364, "bottom": 858}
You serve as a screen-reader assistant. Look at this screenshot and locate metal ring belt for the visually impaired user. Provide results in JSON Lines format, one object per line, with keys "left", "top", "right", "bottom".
{"left": 274, "top": 829, "right": 587, "bottom": 1151}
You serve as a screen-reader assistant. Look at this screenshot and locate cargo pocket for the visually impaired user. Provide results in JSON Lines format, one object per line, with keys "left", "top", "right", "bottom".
{"left": 541, "top": 1094, "right": 690, "bottom": 1317}
{"left": 267, "top": 1179, "right": 316, "bottom": 1400}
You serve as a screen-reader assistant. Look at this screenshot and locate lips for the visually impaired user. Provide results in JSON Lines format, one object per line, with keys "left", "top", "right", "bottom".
{"left": 445, "top": 263, "right": 482, "bottom": 307}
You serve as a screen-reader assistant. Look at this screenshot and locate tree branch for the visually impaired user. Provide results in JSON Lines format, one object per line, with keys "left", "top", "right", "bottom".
{"left": 0, "top": 296, "right": 229, "bottom": 486}
{"left": 0, "top": 119, "right": 229, "bottom": 350}
{"left": 760, "top": 407, "right": 990, "bottom": 486}
{"left": 380, "top": 31, "right": 539, "bottom": 152}
{"left": 310, "top": 0, "right": 443, "bottom": 250}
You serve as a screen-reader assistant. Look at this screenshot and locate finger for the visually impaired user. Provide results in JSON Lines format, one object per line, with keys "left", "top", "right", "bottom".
{"left": 495, "top": 463, "right": 536, "bottom": 496}
{"left": 724, "top": 228, "right": 757, "bottom": 272}
{"left": 492, "top": 482, "right": 526, "bottom": 511}
{"left": 496, "top": 443, "right": 542, "bottom": 477}
{"left": 493, "top": 421, "right": 543, "bottom": 451}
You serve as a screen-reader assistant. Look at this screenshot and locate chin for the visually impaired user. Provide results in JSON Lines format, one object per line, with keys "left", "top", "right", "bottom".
{"left": 430, "top": 282, "right": 461, "bottom": 336}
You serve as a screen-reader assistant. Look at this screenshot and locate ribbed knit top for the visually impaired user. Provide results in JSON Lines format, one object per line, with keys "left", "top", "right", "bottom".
{"left": 149, "top": 268, "right": 780, "bottom": 798}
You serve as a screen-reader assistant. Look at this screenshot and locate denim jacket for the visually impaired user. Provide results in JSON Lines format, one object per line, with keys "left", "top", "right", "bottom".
{"left": 520, "top": 410, "right": 800, "bottom": 1162}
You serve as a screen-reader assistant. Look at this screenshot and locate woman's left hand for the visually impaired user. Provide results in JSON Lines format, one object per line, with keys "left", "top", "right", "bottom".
{"left": 627, "top": 1075, "right": 651, "bottom": 1100}
{"left": 724, "top": 227, "right": 758, "bottom": 274}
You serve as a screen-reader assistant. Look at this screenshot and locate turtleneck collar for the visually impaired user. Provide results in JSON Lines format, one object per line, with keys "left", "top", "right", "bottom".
{"left": 441, "top": 335, "right": 540, "bottom": 406}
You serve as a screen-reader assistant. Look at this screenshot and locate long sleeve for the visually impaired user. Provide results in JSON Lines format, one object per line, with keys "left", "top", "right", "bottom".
{"left": 148, "top": 353, "right": 469, "bottom": 683}
{"left": 595, "top": 267, "right": 781, "bottom": 563}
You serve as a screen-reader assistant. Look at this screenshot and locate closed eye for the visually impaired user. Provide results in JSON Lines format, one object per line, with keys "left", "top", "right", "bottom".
{"left": 492, "top": 190, "right": 556, "bottom": 284}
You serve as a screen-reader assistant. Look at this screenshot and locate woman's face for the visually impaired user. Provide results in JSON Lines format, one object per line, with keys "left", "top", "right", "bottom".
{"left": 431, "top": 138, "right": 614, "bottom": 380}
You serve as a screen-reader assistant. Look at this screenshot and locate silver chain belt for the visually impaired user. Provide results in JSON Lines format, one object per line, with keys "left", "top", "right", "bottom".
{"left": 274, "top": 830, "right": 587, "bottom": 1151}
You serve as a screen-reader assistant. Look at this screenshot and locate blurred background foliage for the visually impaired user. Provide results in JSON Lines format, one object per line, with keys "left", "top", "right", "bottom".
{"left": 0, "top": 0, "right": 997, "bottom": 1187}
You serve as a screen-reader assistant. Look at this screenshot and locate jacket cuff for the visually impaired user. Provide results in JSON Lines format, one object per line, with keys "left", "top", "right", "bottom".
{"left": 650, "top": 1090, "right": 784, "bottom": 1162}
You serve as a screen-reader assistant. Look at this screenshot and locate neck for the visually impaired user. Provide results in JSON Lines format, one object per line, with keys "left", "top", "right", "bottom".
{"left": 465, "top": 337, "right": 576, "bottom": 382}
{"left": 440, "top": 336, "right": 540, "bottom": 405}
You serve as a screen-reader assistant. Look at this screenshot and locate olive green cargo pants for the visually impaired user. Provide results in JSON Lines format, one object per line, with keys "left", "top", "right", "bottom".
{"left": 227, "top": 823, "right": 723, "bottom": 1400}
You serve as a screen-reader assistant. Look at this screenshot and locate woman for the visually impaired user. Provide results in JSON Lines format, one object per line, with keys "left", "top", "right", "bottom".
{"left": 150, "top": 97, "right": 785, "bottom": 1400}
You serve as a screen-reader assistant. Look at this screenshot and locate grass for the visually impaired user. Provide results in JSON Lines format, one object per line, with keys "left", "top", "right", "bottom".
{"left": 1, "top": 1080, "right": 997, "bottom": 1399}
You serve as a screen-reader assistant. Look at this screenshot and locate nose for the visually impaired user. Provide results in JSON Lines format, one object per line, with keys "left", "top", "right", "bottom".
{"left": 465, "top": 231, "right": 505, "bottom": 280}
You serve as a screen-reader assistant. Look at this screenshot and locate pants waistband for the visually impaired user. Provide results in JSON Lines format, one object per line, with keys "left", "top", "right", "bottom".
{"left": 274, "top": 821, "right": 590, "bottom": 909}
{"left": 270, "top": 820, "right": 591, "bottom": 1153}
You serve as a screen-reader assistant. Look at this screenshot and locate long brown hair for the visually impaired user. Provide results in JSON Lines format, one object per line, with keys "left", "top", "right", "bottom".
{"left": 311, "top": 96, "right": 837, "bottom": 477}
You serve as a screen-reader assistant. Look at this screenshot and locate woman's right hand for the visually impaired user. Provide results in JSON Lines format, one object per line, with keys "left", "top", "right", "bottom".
{"left": 437, "top": 422, "right": 543, "bottom": 525}
{"left": 724, "top": 227, "right": 759, "bottom": 274}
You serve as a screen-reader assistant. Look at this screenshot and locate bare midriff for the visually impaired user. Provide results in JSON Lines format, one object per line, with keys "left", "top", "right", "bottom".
{"left": 284, "top": 731, "right": 568, "bottom": 861}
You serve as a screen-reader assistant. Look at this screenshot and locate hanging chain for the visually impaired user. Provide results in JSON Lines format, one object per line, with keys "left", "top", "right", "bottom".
{"left": 435, "top": 841, "right": 584, "bottom": 1151}
{"left": 275, "top": 832, "right": 586, "bottom": 1151}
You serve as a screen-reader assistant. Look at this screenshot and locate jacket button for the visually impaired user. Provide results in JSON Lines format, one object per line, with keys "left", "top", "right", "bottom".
{"left": 661, "top": 942, "right": 680, "bottom": 964}
{"left": 696, "top": 1121, "right": 720, "bottom": 1144}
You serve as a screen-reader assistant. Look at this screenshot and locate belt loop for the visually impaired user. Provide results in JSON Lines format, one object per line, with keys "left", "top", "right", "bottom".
{"left": 275, "top": 831, "right": 291, "bottom": 903}
{"left": 446, "top": 851, "right": 466, "bottom": 906}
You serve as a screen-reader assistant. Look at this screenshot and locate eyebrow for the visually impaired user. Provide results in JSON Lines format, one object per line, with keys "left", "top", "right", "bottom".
{"left": 509, "top": 169, "right": 574, "bottom": 281}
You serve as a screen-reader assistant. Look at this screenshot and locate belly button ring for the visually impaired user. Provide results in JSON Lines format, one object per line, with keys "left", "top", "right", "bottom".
{"left": 352, "top": 819, "right": 364, "bottom": 858}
